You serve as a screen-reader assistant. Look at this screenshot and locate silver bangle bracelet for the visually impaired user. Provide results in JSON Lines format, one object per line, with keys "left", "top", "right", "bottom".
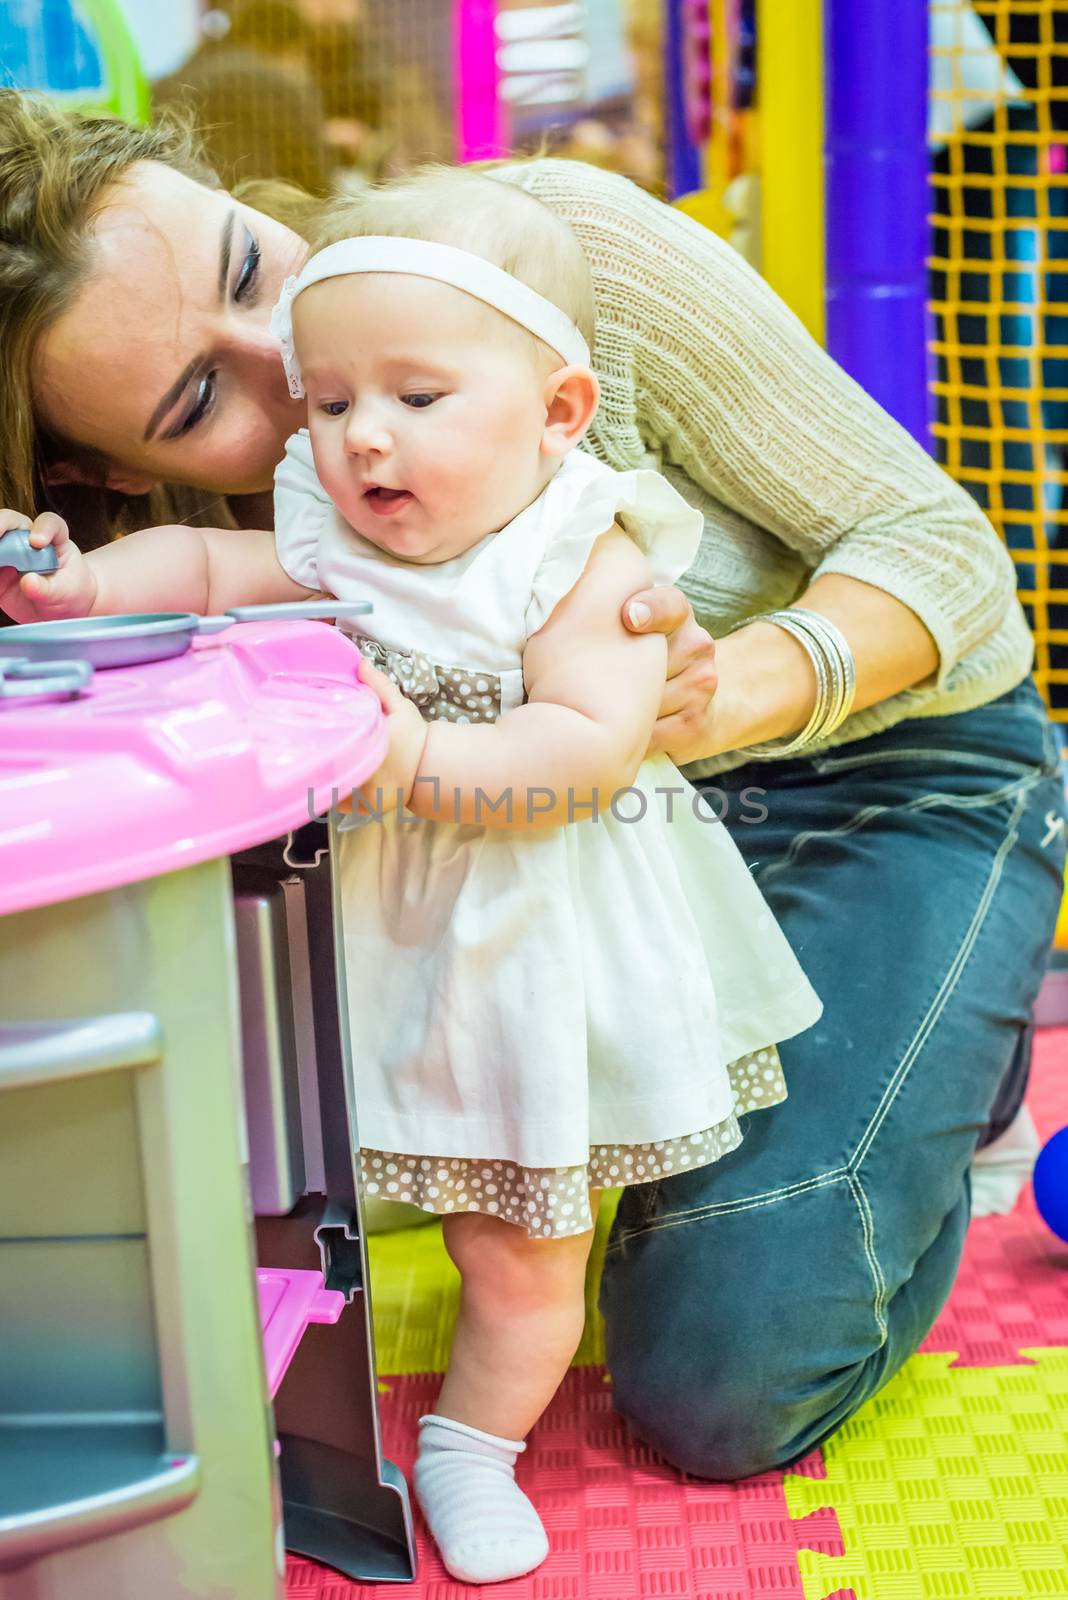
{"left": 782, "top": 608, "right": 857, "bottom": 738}
{"left": 725, "top": 607, "right": 857, "bottom": 758}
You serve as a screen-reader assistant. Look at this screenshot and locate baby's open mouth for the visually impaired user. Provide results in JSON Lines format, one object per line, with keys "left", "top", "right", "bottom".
{"left": 364, "top": 486, "right": 413, "bottom": 516}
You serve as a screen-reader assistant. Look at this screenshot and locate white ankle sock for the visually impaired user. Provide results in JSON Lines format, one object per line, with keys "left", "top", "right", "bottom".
{"left": 413, "top": 1413, "right": 549, "bottom": 1584}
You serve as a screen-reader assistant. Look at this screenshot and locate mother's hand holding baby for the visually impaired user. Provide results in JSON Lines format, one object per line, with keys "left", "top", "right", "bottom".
{"left": 623, "top": 586, "right": 719, "bottom": 762}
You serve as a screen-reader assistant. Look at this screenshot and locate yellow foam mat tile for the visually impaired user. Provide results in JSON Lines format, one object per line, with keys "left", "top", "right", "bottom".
{"left": 367, "top": 1188, "right": 621, "bottom": 1376}
{"left": 784, "top": 1349, "right": 1068, "bottom": 1600}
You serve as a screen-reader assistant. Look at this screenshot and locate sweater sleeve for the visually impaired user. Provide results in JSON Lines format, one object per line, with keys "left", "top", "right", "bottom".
{"left": 494, "top": 159, "right": 1019, "bottom": 687}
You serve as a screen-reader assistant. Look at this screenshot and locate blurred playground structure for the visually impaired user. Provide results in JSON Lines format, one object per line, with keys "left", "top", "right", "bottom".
{"left": 3, "top": 0, "right": 1068, "bottom": 722}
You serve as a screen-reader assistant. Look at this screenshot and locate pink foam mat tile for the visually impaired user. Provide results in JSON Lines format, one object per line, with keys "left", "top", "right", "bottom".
{"left": 920, "top": 1028, "right": 1068, "bottom": 1368}
{"left": 286, "top": 1369, "right": 842, "bottom": 1600}
{"left": 921, "top": 1220, "right": 1068, "bottom": 1366}
{"left": 1029, "top": 1027, "right": 1068, "bottom": 1141}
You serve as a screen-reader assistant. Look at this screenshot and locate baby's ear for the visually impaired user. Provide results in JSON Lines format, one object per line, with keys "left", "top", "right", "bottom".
{"left": 541, "top": 365, "right": 600, "bottom": 458}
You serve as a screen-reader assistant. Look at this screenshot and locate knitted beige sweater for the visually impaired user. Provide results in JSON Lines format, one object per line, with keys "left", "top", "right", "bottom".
{"left": 498, "top": 159, "right": 1034, "bottom": 779}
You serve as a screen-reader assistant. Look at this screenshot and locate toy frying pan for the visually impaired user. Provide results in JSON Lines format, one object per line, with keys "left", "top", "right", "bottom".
{"left": 0, "top": 602, "right": 372, "bottom": 670}
{"left": 0, "top": 657, "right": 93, "bottom": 704}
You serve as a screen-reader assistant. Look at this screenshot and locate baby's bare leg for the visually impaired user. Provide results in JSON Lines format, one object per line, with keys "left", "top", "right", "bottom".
{"left": 439, "top": 1201, "right": 599, "bottom": 1433}
{"left": 414, "top": 1198, "right": 600, "bottom": 1584}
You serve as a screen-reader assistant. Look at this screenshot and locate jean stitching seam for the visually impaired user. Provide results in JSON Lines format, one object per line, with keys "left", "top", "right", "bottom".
{"left": 813, "top": 746, "right": 1054, "bottom": 779}
{"left": 605, "top": 1167, "right": 849, "bottom": 1254}
{"left": 848, "top": 1171, "right": 889, "bottom": 1345}
{"left": 755, "top": 770, "right": 1046, "bottom": 890}
{"left": 849, "top": 785, "right": 1027, "bottom": 1172}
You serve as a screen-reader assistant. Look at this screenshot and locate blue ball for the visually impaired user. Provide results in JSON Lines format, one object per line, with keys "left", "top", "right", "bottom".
{"left": 1033, "top": 1126, "right": 1068, "bottom": 1243}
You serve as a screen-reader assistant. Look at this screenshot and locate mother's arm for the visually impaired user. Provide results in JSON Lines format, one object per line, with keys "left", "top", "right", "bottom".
{"left": 697, "top": 572, "right": 939, "bottom": 761}
{"left": 499, "top": 160, "right": 1018, "bottom": 764}
{"left": 620, "top": 570, "right": 937, "bottom": 762}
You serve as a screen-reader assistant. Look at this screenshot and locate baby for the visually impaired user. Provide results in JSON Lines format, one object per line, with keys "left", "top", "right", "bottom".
{"left": 3, "top": 169, "right": 821, "bottom": 1585}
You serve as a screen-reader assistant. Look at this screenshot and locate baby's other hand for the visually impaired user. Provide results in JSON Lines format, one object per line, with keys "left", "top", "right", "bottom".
{"left": 353, "top": 657, "right": 429, "bottom": 814}
{"left": 0, "top": 510, "right": 98, "bottom": 625}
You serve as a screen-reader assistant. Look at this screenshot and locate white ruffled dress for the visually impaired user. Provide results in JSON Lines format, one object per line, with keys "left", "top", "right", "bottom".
{"left": 275, "top": 433, "right": 822, "bottom": 1237}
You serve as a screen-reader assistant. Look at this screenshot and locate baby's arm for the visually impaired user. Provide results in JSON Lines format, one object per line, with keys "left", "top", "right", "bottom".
{"left": 0, "top": 510, "right": 313, "bottom": 623}
{"left": 402, "top": 526, "right": 666, "bottom": 828}
{"left": 89, "top": 523, "right": 313, "bottom": 613}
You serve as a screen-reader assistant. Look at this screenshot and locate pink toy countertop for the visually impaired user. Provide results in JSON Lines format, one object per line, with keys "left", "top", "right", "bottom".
{"left": 0, "top": 620, "right": 386, "bottom": 917}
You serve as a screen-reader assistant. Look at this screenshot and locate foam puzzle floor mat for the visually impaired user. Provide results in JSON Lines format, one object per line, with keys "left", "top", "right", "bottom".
{"left": 285, "top": 1030, "right": 1068, "bottom": 1599}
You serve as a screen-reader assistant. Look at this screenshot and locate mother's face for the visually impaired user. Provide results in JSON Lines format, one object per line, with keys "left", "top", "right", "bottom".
{"left": 34, "top": 163, "right": 308, "bottom": 498}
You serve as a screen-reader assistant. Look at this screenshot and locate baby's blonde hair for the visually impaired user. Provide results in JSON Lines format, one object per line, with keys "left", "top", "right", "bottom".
{"left": 304, "top": 165, "right": 595, "bottom": 354}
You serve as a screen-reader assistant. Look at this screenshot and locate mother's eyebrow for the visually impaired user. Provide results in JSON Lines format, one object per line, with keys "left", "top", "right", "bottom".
{"left": 143, "top": 208, "right": 236, "bottom": 441}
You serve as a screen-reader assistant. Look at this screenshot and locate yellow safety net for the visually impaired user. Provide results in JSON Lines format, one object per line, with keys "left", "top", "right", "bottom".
{"left": 930, "top": 1, "right": 1068, "bottom": 718}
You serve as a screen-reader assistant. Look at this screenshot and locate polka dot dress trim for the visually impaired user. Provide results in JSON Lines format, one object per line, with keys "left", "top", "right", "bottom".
{"left": 423, "top": 665, "right": 501, "bottom": 724}
{"left": 360, "top": 1045, "right": 786, "bottom": 1239}
{"left": 354, "top": 636, "right": 503, "bottom": 725}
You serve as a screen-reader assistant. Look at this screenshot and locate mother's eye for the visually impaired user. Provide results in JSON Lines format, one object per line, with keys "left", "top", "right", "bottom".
{"left": 167, "top": 371, "right": 218, "bottom": 439}
{"left": 234, "top": 230, "right": 262, "bottom": 305}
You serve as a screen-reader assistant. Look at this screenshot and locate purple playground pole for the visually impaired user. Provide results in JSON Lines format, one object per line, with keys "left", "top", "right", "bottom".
{"left": 665, "top": 0, "right": 704, "bottom": 200}
{"left": 824, "top": 0, "right": 932, "bottom": 450}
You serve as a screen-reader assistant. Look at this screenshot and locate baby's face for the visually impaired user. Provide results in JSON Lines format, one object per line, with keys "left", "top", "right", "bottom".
{"left": 295, "top": 273, "right": 557, "bottom": 564}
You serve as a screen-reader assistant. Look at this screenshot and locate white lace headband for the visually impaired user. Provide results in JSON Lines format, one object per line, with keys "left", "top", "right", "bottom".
{"left": 268, "top": 235, "right": 592, "bottom": 400}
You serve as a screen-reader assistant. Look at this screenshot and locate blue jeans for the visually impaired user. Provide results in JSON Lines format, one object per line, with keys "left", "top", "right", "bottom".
{"left": 599, "top": 677, "right": 1066, "bottom": 1479}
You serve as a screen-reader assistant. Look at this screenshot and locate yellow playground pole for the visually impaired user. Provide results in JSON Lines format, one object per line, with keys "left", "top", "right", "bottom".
{"left": 757, "top": 0, "right": 825, "bottom": 345}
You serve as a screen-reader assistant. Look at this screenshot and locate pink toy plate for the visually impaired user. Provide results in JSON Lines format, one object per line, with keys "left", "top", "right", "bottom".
{"left": 0, "top": 620, "right": 386, "bottom": 917}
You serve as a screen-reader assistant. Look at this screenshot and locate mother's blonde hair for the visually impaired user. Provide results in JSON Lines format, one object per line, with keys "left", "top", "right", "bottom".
{"left": 0, "top": 91, "right": 221, "bottom": 548}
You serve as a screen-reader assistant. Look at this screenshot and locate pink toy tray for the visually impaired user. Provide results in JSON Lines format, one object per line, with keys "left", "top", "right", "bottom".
{"left": 0, "top": 619, "right": 386, "bottom": 917}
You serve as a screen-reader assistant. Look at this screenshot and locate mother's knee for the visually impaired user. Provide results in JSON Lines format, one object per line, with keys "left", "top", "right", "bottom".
{"left": 600, "top": 1197, "right": 888, "bottom": 1480}
{"left": 606, "top": 1293, "right": 873, "bottom": 1480}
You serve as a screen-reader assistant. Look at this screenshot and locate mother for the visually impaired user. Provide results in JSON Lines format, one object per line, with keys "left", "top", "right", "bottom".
{"left": 1, "top": 90, "right": 1063, "bottom": 1478}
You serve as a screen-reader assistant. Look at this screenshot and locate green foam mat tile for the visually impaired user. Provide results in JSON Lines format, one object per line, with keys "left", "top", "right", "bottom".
{"left": 367, "top": 1187, "right": 621, "bottom": 1375}
{"left": 784, "top": 1349, "right": 1068, "bottom": 1600}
